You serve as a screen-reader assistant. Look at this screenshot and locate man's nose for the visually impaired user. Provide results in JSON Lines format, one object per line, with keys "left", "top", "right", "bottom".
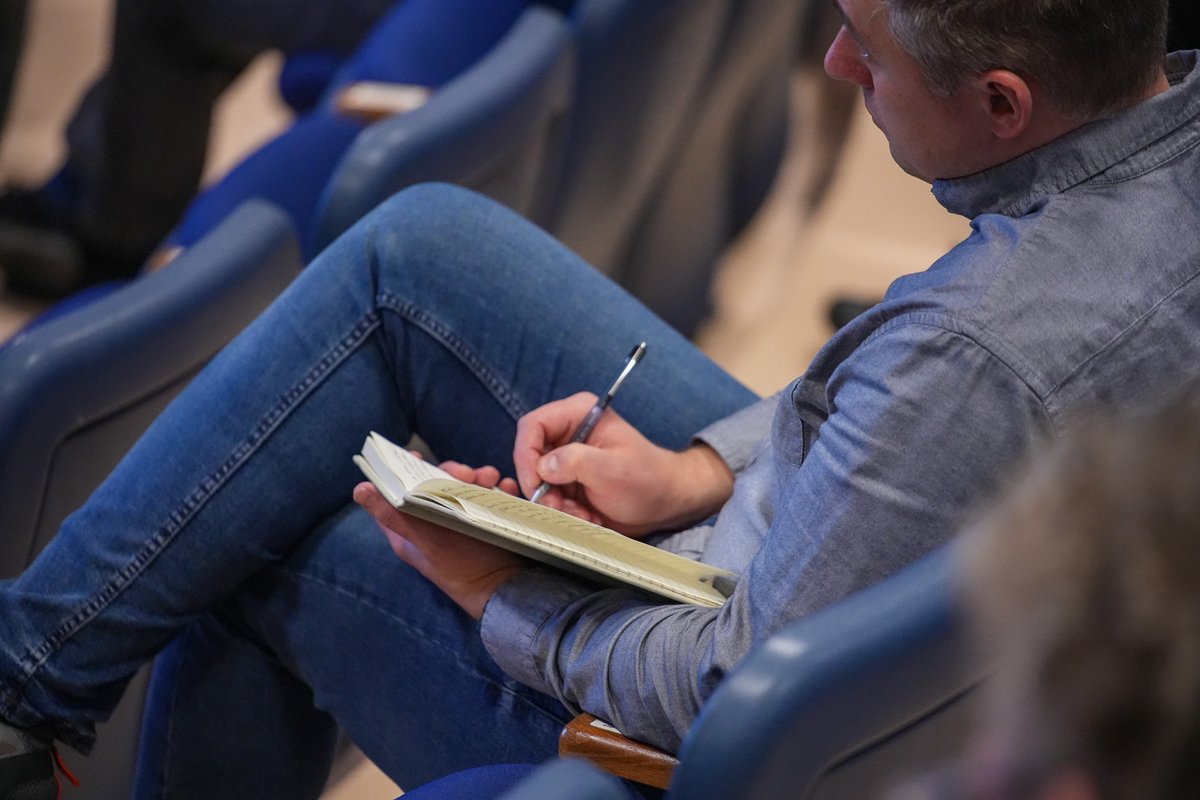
{"left": 824, "top": 27, "right": 872, "bottom": 88}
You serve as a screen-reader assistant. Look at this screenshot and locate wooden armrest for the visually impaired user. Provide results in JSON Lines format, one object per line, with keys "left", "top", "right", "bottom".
{"left": 333, "top": 81, "right": 432, "bottom": 123}
{"left": 145, "top": 245, "right": 184, "bottom": 272}
{"left": 558, "top": 713, "right": 679, "bottom": 789}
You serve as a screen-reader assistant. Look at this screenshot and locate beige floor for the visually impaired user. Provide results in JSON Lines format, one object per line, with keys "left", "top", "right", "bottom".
{"left": 0, "top": 1, "right": 968, "bottom": 796}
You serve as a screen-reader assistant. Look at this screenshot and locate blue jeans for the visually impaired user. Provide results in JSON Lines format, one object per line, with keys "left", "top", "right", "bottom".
{"left": 0, "top": 185, "right": 756, "bottom": 797}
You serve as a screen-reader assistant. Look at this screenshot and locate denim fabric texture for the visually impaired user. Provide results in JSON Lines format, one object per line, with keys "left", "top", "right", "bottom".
{"left": 0, "top": 183, "right": 753, "bottom": 795}
{"left": 2, "top": 51, "right": 1200, "bottom": 798}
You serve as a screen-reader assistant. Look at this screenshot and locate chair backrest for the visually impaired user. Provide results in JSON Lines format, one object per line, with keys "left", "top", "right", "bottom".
{"left": 0, "top": 199, "right": 302, "bottom": 799}
{"left": 614, "top": 0, "right": 805, "bottom": 335}
{"left": 670, "top": 546, "right": 985, "bottom": 800}
{"left": 308, "top": 5, "right": 576, "bottom": 255}
{"left": 545, "top": 0, "right": 730, "bottom": 274}
{"left": 495, "top": 548, "right": 983, "bottom": 800}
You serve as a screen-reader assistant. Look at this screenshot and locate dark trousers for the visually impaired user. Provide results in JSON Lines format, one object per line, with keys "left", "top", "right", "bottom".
{"left": 61, "top": 0, "right": 394, "bottom": 258}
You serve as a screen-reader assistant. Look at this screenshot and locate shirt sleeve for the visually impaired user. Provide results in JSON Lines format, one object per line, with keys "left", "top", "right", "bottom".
{"left": 481, "top": 322, "right": 1049, "bottom": 752}
{"left": 691, "top": 392, "right": 779, "bottom": 474}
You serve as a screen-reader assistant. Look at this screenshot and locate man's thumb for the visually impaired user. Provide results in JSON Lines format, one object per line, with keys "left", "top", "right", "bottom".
{"left": 537, "top": 452, "right": 564, "bottom": 481}
{"left": 538, "top": 444, "right": 590, "bottom": 484}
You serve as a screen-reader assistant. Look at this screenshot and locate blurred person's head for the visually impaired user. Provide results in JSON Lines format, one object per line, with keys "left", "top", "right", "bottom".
{"left": 936, "top": 391, "right": 1200, "bottom": 800}
{"left": 823, "top": 0, "right": 1170, "bottom": 181}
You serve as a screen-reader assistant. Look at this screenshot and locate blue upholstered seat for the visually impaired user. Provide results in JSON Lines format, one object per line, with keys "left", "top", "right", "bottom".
{"left": 0, "top": 199, "right": 302, "bottom": 799}
{"left": 317, "top": 0, "right": 801, "bottom": 336}
{"left": 668, "top": 546, "right": 981, "bottom": 800}
{"left": 308, "top": 5, "right": 576, "bottom": 255}
{"left": 172, "top": 0, "right": 553, "bottom": 260}
{"left": 411, "top": 546, "right": 984, "bottom": 800}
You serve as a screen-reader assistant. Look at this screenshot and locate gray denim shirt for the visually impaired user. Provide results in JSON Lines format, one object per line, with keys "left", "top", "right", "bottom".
{"left": 482, "top": 52, "right": 1200, "bottom": 751}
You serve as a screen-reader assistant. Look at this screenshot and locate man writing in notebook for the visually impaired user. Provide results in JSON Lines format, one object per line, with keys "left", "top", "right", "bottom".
{"left": 2, "top": 1, "right": 1198, "bottom": 797}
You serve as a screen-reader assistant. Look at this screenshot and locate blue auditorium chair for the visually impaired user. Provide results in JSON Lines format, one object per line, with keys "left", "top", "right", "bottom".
{"left": 499, "top": 760, "right": 629, "bottom": 800}
{"left": 313, "top": 0, "right": 734, "bottom": 272}
{"left": 549, "top": 546, "right": 985, "bottom": 799}
{"left": 0, "top": 199, "right": 302, "bottom": 799}
{"left": 169, "top": 0, "right": 554, "bottom": 263}
{"left": 313, "top": 0, "right": 738, "bottom": 331}
{"left": 319, "top": 0, "right": 804, "bottom": 337}
{"left": 397, "top": 547, "right": 983, "bottom": 800}
{"left": 308, "top": 4, "right": 576, "bottom": 255}
{"left": 401, "top": 759, "right": 635, "bottom": 800}
{"left": 21, "top": 2, "right": 557, "bottom": 332}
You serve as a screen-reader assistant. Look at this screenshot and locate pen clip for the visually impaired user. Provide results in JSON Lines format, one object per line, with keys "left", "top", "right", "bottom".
{"left": 604, "top": 342, "right": 647, "bottom": 401}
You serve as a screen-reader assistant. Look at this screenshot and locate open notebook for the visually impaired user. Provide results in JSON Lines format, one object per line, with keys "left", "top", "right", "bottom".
{"left": 354, "top": 432, "right": 737, "bottom": 607}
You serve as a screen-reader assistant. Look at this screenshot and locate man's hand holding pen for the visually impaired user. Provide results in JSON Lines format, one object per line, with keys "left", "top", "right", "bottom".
{"left": 354, "top": 341, "right": 734, "bottom": 618}
{"left": 512, "top": 392, "right": 734, "bottom": 538}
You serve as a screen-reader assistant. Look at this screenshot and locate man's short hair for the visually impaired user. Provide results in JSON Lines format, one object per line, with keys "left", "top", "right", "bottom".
{"left": 959, "top": 391, "right": 1200, "bottom": 800}
{"left": 883, "top": 0, "right": 1169, "bottom": 119}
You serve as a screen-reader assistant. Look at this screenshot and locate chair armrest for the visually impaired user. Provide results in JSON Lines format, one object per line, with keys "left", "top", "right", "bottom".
{"left": 333, "top": 81, "right": 432, "bottom": 123}
{"left": 558, "top": 714, "right": 679, "bottom": 790}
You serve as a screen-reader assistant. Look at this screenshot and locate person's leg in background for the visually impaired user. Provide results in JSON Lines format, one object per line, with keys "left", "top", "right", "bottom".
{"left": 0, "top": 184, "right": 757, "bottom": 797}
{"left": 0, "top": 0, "right": 393, "bottom": 298}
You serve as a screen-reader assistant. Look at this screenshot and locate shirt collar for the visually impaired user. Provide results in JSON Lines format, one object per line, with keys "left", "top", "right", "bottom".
{"left": 932, "top": 50, "right": 1200, "bottom": 220}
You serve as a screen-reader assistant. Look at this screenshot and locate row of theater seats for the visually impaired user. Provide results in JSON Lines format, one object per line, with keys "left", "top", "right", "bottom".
{"left": 288, "top": 0, "right": 802, "bottom": 337}
{"left": 0, "top": 0, "right": 977, "bottom": 797}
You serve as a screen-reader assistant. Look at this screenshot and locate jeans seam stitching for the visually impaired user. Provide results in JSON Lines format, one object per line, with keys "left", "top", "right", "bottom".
{"left": 11, "top": 311, "right": 384, "bottom": 695}
{"left": 284, "top": 569, "right": 565, "bottom": 725}
{"left": 377, "top": 291, "right": 528, "bottom": 420}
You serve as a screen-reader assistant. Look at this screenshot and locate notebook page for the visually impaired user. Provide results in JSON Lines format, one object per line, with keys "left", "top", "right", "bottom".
{"left": 366, "top": 433, "right": 453, "bottom": 489}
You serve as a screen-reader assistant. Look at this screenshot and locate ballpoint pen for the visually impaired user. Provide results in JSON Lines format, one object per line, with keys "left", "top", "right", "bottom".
{"left": 529, "top": 342, "right": 647, "bottom": 504}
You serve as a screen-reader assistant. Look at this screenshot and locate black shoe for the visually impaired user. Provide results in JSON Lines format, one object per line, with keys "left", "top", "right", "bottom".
{"left": 0, "top": 723, "right": 57, "bottom": 800}
{"left": 0, "top": 186, "right": 141, "bottom": 301}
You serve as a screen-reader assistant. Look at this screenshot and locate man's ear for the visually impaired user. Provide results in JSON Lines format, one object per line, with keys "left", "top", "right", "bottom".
{"left": 975, "top": 69, "right": 1034, "bottom": 140}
